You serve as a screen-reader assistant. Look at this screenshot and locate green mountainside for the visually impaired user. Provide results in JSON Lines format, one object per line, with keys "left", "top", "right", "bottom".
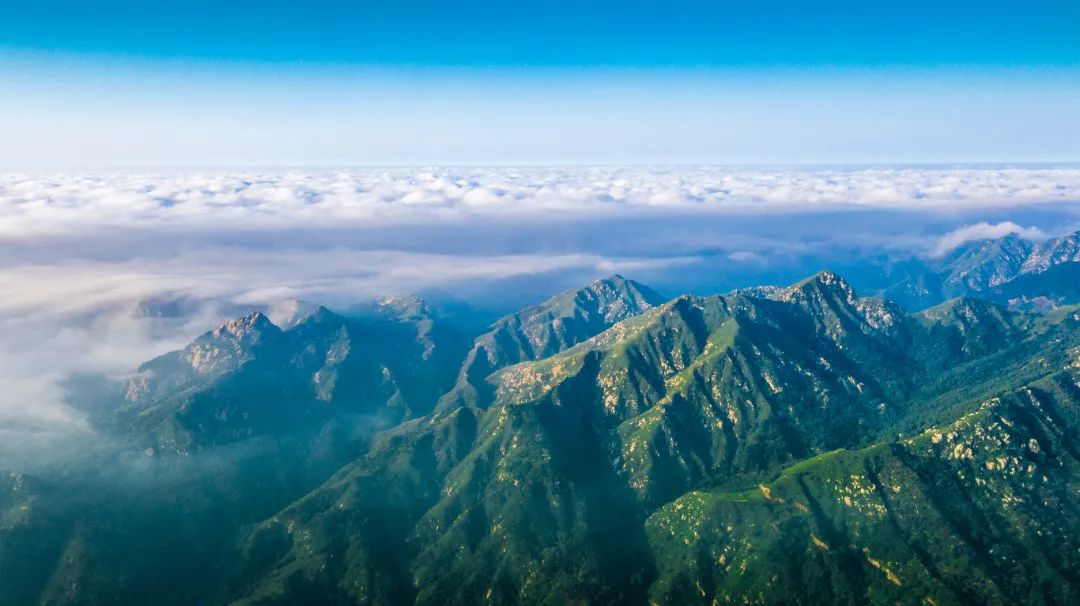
{"left": 438, "top": 275, "right": 666, "bottom": 411}
{"left": 3, "top": 267, "right": 1080, "bottom": 605}
{"left": 216, "top": 273, "right": 1080, "bottom": 606}
{"left": 648, "top": 368, "right": 1080, "bottom": 605}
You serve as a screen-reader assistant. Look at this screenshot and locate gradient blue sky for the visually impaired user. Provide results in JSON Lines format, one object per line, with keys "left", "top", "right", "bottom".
{"left": 2, "top": 1, "right": 1079, "bottom": 167}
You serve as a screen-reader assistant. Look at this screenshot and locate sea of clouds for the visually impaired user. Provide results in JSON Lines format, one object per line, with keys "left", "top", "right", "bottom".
{"left": 2, "top": 166, "right": 1080, "bottom": 466}
{"left": 4, "top": 166, "right": 1080, "bottom": 235}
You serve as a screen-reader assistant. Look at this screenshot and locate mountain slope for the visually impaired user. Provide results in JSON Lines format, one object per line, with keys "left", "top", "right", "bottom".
{"left": 0, "top": 473, "right": 72, "bottom": 605}
{"left": 115, "top": 303, "right": 466, "bottom": 454}
{"left": 225, "top": 273, "right": 1080, "bottom": 605}
{"left": 647, "top": 367, "right": 1080, "bottom": 605}
{"left": 935, "top": 233, "right": 1037, "bottom": 293}
{"left": 845, "top": 230, "right": 1080, "bottom": 310}
{"left": 9, "top": 271, "right": 1080, "bottom": 605}
{"left": 935, "top": 230, "right": 1080, "bottom": 297}
{"left": 6, "top": 301, "right": 470, "bottom": 606}
{"left": 439, "top": 274, "right": 666, "bottom": 411}
{"left": 984, "top": 262, "right": 1080, "bottom": 311}
{"left": 230, "top": 352, "right": 655, "bottom": 605}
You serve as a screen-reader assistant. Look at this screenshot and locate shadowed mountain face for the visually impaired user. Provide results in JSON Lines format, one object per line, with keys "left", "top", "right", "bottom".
{"left": 982, "top": 262, "right": 1080, "bottom": 311}
{"left": 114, "top": 301, "right": 469, "bottom": 454}
{"left": 4, "top": 268, "right": 1080, "bottom": 606}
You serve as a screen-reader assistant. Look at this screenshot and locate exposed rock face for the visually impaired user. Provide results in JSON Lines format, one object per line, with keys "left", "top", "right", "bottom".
{"left": 1022, "top": 231, "right": 1080, "bottom": 274}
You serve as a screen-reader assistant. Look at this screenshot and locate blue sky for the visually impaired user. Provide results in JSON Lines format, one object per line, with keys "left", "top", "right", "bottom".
{"left": 4, "top": 1, "right": 1080, "bottom": 68}
{"left": 2, "top": 1, "right": 1079, "bottom": 167}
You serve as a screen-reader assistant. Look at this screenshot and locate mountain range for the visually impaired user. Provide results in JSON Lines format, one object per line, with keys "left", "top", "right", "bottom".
{"left": 855, "top": 230, "right": 1080, "bottom": 310}
{"left": 3, "top": 233, "right": 1080, "bottom": 605}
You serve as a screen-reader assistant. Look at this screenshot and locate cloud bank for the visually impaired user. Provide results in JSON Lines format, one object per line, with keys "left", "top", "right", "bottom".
{"left": 3, "top": 166, "right": 1080, "bottom": 236}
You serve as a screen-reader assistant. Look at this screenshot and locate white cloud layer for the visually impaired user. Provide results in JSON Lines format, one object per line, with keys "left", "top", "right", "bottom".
{"left": 3, "top": 166, "right": 1080, "bottom": 236}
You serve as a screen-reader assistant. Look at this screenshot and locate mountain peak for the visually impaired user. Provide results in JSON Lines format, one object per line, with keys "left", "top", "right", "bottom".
{"left": 592, "top": 273, "right": 628, "bottom": 287}
{"left": 448, "top": 275, "right": 666, "bottom": 397}
{"left": 773, "top": 270, "right": 908, "bottom": 333}
{"left": 180, "top": 312, "right": 281, "bottom": 375}
{"left": 807, "top": 269, "right": 849, "bottom": 287}
{"left": 374, "top": 294, "right": 432, "bottom": 320}
{"left": 126, "top": 311, "right": 283, "bottom": 403}
{"left": 781, "top": 270, "right": 857, "bottom": 301}
{"left": 583, "top": 274, "right": 630, "bottom": 295}
{"left": 214, "top": 311, "right": 276, "bottom": 339}
{"left": 291, "top": 305, "right": 345, "bottom": 328}
{"left": 268, "top": 298, "right": 321, "bottom": 328}
{"left": 573, "top": 275, "right": 666, "bottom": 323}
{"left": 310, "top": 304, "right": 335, "bottom": 318}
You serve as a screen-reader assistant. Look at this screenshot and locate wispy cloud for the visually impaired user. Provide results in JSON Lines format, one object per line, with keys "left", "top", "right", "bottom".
{"left": 932, "top": 221, "right": 1047, "bottom": 256}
